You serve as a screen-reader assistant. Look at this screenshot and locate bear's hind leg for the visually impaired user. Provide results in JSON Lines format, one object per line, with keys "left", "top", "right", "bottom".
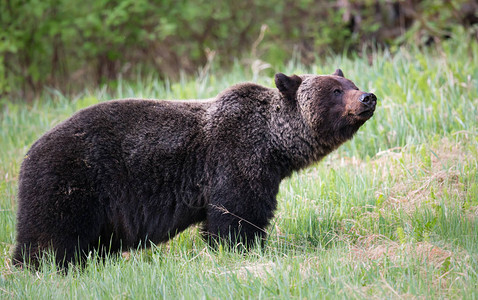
{"left": 12, "top": 241, "right": 40, "bottom": 269}
{"left": 13, "top": 233, "right": 95, "bottom": 270}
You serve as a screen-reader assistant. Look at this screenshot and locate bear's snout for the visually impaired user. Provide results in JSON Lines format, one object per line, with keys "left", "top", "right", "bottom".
{"left": 351, "top": 92, "right": 376, "bottom": 120}
{"left": 359, "top": 93, "right": 377, "bottom": 108}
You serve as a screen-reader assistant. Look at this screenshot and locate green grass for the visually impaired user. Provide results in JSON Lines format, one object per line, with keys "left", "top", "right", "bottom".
{"left": 1, "top": 31, "right": 478, "bottom": 298}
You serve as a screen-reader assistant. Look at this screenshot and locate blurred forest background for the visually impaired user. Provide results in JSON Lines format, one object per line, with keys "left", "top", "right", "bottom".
{"left": 1, "top": 0, "right": 477, "bottom": 100}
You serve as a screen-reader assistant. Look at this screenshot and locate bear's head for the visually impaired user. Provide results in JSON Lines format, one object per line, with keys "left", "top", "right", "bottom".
{"left": 275, "top": 69, "right": 377, "bottom": 142}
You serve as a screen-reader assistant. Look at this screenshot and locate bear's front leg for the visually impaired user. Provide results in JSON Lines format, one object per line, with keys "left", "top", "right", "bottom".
{"left": 203, "top": 205, "right": 267, "bottom": 250}
{"left": 202, "top": 187, "right": 276, "bottom": 250}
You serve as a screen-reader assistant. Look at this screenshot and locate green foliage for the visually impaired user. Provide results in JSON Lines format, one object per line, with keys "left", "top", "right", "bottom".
{"left": 1, "top": 0, "right": 476, "bottom": 98}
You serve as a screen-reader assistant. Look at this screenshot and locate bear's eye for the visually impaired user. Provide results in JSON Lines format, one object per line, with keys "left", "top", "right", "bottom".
{"left": 333, "top": 89, "right": 343, "bottom": 96}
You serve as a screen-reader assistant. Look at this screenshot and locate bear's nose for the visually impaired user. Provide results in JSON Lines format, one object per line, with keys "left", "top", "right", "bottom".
{"left": 359, "top": 93, "right": 377, "bottom": 107}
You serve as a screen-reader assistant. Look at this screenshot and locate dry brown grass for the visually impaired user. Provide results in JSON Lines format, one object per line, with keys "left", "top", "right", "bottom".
{"left": 349, "top": 235, "right": 452, "bottom": 268}
{"left": 381, "top": 139, "right": 467, "bottom": 213}
{"left": 341, "top": 137, "right": 474, "bottom": 215}
{"left": 225, "top": 261, "right": 278, "bottom": 279}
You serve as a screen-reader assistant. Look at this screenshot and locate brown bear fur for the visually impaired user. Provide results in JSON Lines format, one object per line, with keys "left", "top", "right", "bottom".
{"left": 13, "top": 69, "right": 376, "bottom": 268}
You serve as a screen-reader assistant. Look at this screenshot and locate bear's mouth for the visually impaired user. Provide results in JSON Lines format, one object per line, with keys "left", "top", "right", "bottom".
{"left": 357, "top": 108, "right": 374, "bottom": 119}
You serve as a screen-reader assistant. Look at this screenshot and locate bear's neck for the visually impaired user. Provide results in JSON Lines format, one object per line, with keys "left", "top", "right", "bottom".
{"left": 268, "top": 95, "right": 323, "bottom": 175}
{"left": 269, "top": 95, "right": 363, "bottom": 177}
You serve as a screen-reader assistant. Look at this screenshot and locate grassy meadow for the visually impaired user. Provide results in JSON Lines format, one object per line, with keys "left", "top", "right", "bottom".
{"left": 1, "top": 33, "right": 477, "bottom": 298}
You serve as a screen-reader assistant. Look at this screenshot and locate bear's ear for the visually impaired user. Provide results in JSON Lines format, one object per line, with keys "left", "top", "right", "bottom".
{"left": 275, "top": 73, "right": 303, "bottom": 102}
{"left": 333, "top": 69, "right": 344, "bottom": 77}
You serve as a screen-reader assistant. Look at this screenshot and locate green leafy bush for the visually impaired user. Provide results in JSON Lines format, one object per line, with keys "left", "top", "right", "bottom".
{"left": 0, "top": 0, "right": 476, "bottom": 99}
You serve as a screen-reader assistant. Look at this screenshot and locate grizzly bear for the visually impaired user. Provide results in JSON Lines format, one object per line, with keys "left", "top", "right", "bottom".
{"left": 13, "top": 69, "right": 376, "bottom": 268}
